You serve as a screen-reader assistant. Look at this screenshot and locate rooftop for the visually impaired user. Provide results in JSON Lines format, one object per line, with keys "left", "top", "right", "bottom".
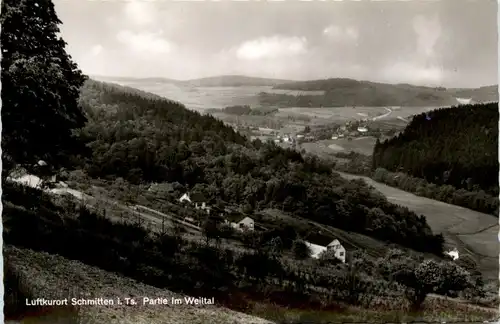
{"left": 190, "top": 192, "right": 206, "bottom": 203}
{"left": 225, "top": 212, "right": 249, "bottom": 223}
{"left": 305, "top": 232, "right": 336, "bottom": 247}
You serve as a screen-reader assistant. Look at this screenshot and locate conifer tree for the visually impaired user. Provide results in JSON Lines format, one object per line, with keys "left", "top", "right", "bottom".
{"left": 1, "top": 0, "right": 87, "bottom": 170}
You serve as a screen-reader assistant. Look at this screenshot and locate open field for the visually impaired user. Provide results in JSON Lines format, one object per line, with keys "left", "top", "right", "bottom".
{"left": 298, "top": 139, "right": 377, "bottom": 160}
{"left": 334, "top": 171, "right": 499, "bottom": 280}
{"left": 93, "top": 78, "right": 444, "bottom": 118}
{"left": 325, "top": 137, "right": 378, "bottom": 155}
{"left": 94, "top": 81, "right": 325, "bottom": 112}
{"left": 277, "top": 106, "right": 388, "bottom": 121}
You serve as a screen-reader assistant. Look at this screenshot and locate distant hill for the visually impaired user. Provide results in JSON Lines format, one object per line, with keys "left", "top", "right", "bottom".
{"left": 372, "top": 102, "right": 499, "bottom": 195}
{"left": 91, "top": 75, "right": 497, "bottom": 107}
{"left": 262, "top": 78, "right": 498, "bottom": 107}
{"left": 91, "top": 74, "right": 295, "bottom": 87}
{"left": 182, "top": 75, "right": 294, "bottom": 87}
{"left": 90, "top": 75, "right": 179, "bottom": 84}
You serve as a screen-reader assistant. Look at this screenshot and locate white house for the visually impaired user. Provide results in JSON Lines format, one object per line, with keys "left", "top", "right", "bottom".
{"left": 179, "top": 192, "right": 211, "bottom": 214}
{"left": 179, "top": 193, "right": 192, "bottom": 203}
{"left": 326, "top": 239, "right": 347, "bottom": 263}
{"left": 456, "top": 97, "right": 472, "bottom": 105}
{"left": 225, "top": 214, "right": 255, "bottom": 232}
{"left": 304, "top": 233, "right": 346, "bottom": 263}
{"left": 445, "top": 248, "right": 459, "bottom": 260}
{"left": 304, "top": 241, "right": 328, "bottom": 259}
{"left": 6, "top": 165, "right": 58, "bottom": 189}
{"left": 7, "top": 174, "right": 44, "bottom": 189}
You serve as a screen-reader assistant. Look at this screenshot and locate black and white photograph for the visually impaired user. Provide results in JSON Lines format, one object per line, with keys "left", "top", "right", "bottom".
{"left": 2, "top": 0, "right": 499, "bottom": 323}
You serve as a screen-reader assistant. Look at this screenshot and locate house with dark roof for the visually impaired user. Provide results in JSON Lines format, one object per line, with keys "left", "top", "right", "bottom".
{"left": 304, "top": 232, "right": 347, "bottom": 263}
{"left": 224, "top": 212, "right": 254, "bottom": 232}
{"left": 178, "top": 192, "right": 211, "bottom": 214}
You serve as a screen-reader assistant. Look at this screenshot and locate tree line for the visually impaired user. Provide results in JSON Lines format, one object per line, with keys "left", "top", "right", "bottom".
{"left": 372, "top": 103, "right": 499, "bottom": 196}
{"left": 333, "top": 151, "right": 499, "bottom": 216}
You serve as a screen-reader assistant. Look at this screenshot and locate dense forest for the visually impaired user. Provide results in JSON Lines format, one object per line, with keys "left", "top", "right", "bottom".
{"left": 372, "top": 103, "right": 499, "bottom": 196}
{"left": 75, "top": 80, "right": 444, "bottom": 255}
{"left": 258, "top": 79, "right": 497, "bottom": 107}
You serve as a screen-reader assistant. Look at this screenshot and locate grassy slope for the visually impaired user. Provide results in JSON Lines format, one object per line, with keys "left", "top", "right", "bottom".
{"left": 5, "top": 245, "right": 274, "bottom": 324}
{"left": 335, "top": 171, "right": 499, "bottom": 280}
{"left": 6, "top": 244, "right": 497, "bottom": 324}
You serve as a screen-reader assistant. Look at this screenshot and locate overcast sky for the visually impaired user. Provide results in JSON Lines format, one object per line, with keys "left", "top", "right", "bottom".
{"left": 54, "top": 0, "right": 498, "bottom": 87}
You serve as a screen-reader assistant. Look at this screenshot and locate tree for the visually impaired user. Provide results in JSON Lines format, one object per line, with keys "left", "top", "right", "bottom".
{"left": 292, "top": 239, "right": 311, "bottom": 260}
{"left": 1, "top": 0, "right": 88, "bottom": 170}
{"left": 202, "top": 218, "right": 221, "bottom": 246}
{"left": 391, "top": 259, "right": 470, "bottom": 311}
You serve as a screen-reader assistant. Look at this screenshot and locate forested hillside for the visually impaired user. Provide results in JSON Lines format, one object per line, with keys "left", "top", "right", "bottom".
{"left": 76, "top": 80, "right": 444, "bottom": 254}
{"left": 259, "top": 79, "right": 498, "bottom": 107}
{"left": 372, "top": 103, "right": 499, "bottom": 196}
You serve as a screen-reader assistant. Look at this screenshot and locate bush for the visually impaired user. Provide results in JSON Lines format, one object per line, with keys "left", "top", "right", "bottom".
{"left": 291, "top": 239, "right": 311, "bottom": 260}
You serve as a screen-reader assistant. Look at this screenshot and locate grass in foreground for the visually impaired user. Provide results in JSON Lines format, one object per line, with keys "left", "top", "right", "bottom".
{"left": 250, "top": 297, "right": 498, "bottom": 323}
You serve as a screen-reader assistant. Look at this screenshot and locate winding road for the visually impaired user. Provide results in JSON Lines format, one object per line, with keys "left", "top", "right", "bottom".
{"left": 372, "top": 107, "right": 392, "bottom": 120}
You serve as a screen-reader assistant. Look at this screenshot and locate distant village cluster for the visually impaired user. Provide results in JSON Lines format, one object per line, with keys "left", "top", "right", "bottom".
{"left": 249, "top": 127, "right": 315, "bottom": 145}
{"left": 330, "top": 120, "right": 369, "bottom": 140}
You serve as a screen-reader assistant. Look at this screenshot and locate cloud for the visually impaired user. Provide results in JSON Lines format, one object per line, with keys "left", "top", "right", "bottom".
{"left": 323, "top": 25, "right": 359, "bottom": 42}
{"left": 116, "top": 30, "right": 173, "bottom": 55}
{"left": 235, "top": 35, "right": 308, "bottom": 60}
{"left": 381, "top": 62, "right": 443, "bottom": 85}
{"left": 123, "top": 0, "right": 157, "bottom": 27}
{"left": 412, "top": 14, "right": 441, "bottom": 58}
{"left": 90, "top": 44, "right": 103, "bottom": 56}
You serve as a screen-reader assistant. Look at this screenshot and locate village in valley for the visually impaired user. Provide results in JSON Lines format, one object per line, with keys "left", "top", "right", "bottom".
{"left": 3, "top": 0, "right": 499, "bottom": 323}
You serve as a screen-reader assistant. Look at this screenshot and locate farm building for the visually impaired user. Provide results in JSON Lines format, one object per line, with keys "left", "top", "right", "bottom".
{"left": 445, "top": 248, "right": 459, "bottom": 260}
{"left": 179, "top": 193, "right": 192, "bottom": 203}
{"left": 304, "top": 233, "right": 347, "bottom": 263}
{"left": 225, "top": 213, "right": 255, "bottom": 232}
{"left": 456, "top": 97, "right": 472, "bottom": 105}
{"left": 6, "top": 166, "right": 59, "bottom": 189}
{"left": 179, "top": 192, "right": 211, "bottom": 213}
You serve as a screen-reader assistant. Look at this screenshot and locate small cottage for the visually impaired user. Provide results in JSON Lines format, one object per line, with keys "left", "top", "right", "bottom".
{"left": 304, "top": 233, "right": 347, "bottom": 263}
{"left": 445, "top": 248, "right": 459, "bottom": 260}
{"left": 225, "top": 213, "right": 255, "bottom": 232}
{"left": 179, "top": 193, "right": 192, "bottom": 203}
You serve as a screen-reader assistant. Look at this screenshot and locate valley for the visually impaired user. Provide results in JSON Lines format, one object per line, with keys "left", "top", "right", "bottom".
{"left": 4, "top": 2, "right": 499, "bottom": 321}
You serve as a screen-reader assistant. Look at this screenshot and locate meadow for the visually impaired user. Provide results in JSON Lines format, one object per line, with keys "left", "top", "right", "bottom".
{"left": 335, "top": 171, "right": 499, "bottom": 281}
